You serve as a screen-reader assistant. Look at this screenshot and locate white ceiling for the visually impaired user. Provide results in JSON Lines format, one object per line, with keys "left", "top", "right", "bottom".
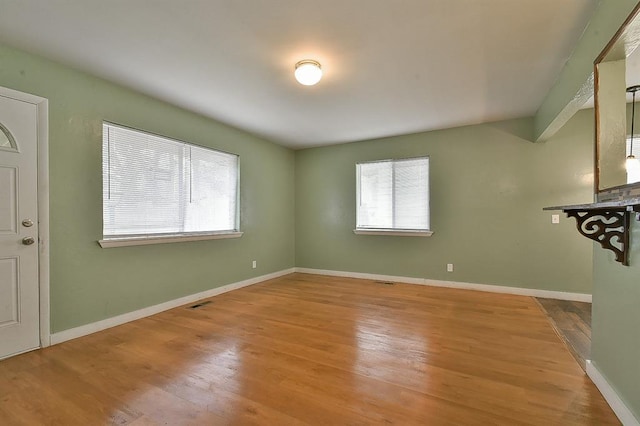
{"left": 0, "top": 1, "right": 598, "bottom": 149}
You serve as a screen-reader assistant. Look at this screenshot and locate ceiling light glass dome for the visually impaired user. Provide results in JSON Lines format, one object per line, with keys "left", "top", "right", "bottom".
{"left": 294, "top": 60, "right": 322, "bottom": 86}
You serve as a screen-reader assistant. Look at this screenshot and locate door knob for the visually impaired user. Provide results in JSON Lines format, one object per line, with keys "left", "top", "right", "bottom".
{"left": 22, "top": 236, "right": 35, "bottom": 245}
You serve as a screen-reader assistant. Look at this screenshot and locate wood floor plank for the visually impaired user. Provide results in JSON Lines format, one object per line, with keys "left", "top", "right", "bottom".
{"left": 536, "top": 298, "right": 592, "bottom": 370}
{"left": 0, "top": 273, "right": 619, "bottom": 425}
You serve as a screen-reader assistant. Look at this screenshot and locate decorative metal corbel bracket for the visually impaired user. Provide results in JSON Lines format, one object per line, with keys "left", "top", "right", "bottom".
{"left": 565, "top": 209, "right": 630, "bottom": 265}
{"left": 544, "top": 201, "right": 640, "bottom": 266}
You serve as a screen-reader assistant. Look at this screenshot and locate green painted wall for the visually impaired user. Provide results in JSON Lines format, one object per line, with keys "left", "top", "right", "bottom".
{"left": 295, "top": 111, "right": 594, "bottom": 293}
{"left": 535, "top": 0, "right": 639, "bottom": 140}
{"left": 591, "top": 224, "right": 640, "bottom": 420}
{"left": 0, "top": 44, "right": 296, "bottom": 333}
{"left": 597, "top": 60, "right": 628, "bottom": 189}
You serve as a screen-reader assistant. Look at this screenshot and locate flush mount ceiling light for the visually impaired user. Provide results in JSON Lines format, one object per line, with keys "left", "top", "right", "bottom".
{"left": 294, "top": 60, "right": 322, "bottom": 86}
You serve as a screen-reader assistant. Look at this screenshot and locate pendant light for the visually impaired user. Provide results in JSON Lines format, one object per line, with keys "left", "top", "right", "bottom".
{"left": 626, "top": 85, "right": 640, "bottom": 181}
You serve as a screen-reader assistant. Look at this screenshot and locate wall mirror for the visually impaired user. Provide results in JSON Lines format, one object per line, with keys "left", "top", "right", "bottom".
{"left": 595, "top": 3, "right": 640, "bottom": 197}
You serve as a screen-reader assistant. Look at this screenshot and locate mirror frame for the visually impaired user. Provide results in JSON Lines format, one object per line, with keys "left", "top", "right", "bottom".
{"left": 594, "top": 2, "right": 640, "bottom": 198}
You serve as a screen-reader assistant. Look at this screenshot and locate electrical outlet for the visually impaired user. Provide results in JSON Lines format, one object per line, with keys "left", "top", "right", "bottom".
{"left": 252, "top": 260, "right": 257, "bottom": 269}
{"left": 447, "top": 263, "right": 454, "bottom": 272}
{"left": 551, "top": 214, "right": 560, "bottom": 224}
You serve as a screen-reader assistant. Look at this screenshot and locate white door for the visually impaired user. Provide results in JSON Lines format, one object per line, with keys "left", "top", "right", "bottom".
{"left": 0, "top": 93, "right": 40, "bottom": 359}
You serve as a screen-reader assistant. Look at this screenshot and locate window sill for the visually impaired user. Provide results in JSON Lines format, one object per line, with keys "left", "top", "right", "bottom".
{"left": 98, "top": 231, "right": 244, "bottom": 248}
{"left": 353, "top": 229, "right": 433, "bottom": 237}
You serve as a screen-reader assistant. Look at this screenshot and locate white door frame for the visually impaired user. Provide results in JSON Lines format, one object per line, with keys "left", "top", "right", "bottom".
{"left": 0, "top": 85, "right": 50, "bottom": 348}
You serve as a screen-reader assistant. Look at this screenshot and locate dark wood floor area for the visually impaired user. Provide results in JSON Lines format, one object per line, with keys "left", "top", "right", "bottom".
{"left": 536, "top": 298, "right": 592, "bottom": 370}
{"left": 0, "top": 273, "right": 618, "bottom": 425}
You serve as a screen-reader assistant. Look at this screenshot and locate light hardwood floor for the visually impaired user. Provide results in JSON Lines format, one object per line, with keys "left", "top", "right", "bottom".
{"left": 0, "top": 273, "right": 620, "bottom": 425}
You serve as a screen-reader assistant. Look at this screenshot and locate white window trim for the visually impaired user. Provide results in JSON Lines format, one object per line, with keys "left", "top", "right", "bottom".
{"left": 99, "top": 231, "right": 243, "bottom": 248}
{"left": 101, "top": 122, "right": 241, "bottom": 246}
{"left": 353, "top": 228, "right": 433, "bottom": 237}
{"left": 356, "top": 156, "right": 431, "bottom": 234}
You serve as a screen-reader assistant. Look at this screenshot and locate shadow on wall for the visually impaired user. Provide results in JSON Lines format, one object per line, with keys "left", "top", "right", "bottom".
{"left": 489, "top": 118, "right": 536, "bottom": 142}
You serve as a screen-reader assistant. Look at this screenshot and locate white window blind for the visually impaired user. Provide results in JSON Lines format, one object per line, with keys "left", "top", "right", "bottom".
{"left": 356, "top": 157, "right": 429, "bottom": 231}
{"left": 102, "top": 123, "right": 239, "bottom": 237}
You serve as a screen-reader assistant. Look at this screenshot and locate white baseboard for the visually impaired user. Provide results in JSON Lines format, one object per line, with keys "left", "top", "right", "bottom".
{"left": 587, "top": 360, "right": 639, "bottom": 426}
{"left": 294, "top": 268, "right": 592, "bottom": 302}
{"left": 50, "top": 268, "right": 295, "bottom": 345}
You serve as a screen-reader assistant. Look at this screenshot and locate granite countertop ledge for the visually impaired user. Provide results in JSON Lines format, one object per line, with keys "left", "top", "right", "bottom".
{"left": 544, "top": 197, "right": 640, "bottom": 211}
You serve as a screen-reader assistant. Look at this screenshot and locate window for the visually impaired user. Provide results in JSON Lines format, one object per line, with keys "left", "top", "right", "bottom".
{"left": 101, "top": 123, "right": 240, "bottom": 247}
{"left": 355, "top": 157, "right": 431, "bottom": 236}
